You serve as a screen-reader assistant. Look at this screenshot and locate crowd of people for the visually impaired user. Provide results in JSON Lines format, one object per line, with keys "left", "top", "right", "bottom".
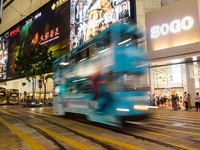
{"left": 151, "top": 92, "right": 200, "bottom": 111}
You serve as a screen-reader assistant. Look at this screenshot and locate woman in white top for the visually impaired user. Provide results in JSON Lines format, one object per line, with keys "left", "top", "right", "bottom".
{"left": 195, "top": 92, "right": 200, "bottom": 111}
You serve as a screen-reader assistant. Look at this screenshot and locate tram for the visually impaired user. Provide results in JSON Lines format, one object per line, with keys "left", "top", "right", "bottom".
{"left": 53, "top": 23, "right": 150, "bottom": 127}
{"left": 7, "top": 89, "right": 19, "bottom": 105}
{"left": 0, "top": 87, "right": 7, "bottom": 104}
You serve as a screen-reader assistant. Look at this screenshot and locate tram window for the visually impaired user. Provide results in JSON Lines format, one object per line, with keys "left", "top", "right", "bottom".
{"left": 89, "top": 45, "right": 96, "bottom": 57}
{"left": 79, "top": 50, "right": 86, "bottom": 62}
{"left": 86, "top": 48, "right": 89, "bottom": 58}
{"left": 66, "top": 78, "right": 91, "bottom": 95}
{"left": 70, "top": 56, "right": 75, "bottom": 66}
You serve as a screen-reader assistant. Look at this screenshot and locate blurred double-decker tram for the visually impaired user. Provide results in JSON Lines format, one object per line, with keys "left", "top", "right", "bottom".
{"left": 53, "top": 23, "right": 151, "bottom": 127}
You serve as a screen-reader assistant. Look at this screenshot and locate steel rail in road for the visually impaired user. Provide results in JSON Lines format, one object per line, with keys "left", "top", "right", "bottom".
{"left": 21, "top": 109, "right": 198, "bottom": 150}
{"left": 1, "top": 111, "right": 97, "bottom": 150}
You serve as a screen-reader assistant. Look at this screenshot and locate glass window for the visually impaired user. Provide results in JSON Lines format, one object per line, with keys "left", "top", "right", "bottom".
{"left": 66, "top": 78, "right": 91, "bottom": 95}
{"left": 115, "top": 72, "right": 150, "bottom": 91}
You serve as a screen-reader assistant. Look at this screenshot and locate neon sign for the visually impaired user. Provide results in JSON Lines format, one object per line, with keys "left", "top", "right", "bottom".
{"left": 151, "top": 16, "right": 194, "bottom": 38}
{"left": 40, "top": 27, "right": 59, "bottom": 45}
{"left": 10, "top": 26, "right": 20, "bottom": 37}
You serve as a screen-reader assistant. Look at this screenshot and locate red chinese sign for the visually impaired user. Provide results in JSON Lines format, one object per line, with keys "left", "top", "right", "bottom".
{"left": 10, "top": 26, "right": 20, "bottom": 37}
{"left": 40, "top": 27, "right": 59, "bottom": 43}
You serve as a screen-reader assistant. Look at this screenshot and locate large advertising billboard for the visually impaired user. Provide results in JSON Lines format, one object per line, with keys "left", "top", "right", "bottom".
{"left": 0, "top": 32, "right": 9, "bottom": 80}
{"left": 70, "top": 0, "right": 131, "bottom": 50}
{"left": 0, "top": 0, "right": 70, "bottom": 80}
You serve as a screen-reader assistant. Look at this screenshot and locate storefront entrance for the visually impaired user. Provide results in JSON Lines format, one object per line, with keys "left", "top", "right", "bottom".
{"left": 150, "top": 58, "right": 200, "bottom": 106}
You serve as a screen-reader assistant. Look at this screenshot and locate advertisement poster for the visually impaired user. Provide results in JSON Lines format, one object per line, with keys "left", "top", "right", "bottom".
{"left": 0, "top": 32, "right": 9, "bottom": 80}
{"left": 5, "top": 1, "right": 70, "bottom": 80}
{"left": 70, "top": 0, "right": 131, "bottom": 50}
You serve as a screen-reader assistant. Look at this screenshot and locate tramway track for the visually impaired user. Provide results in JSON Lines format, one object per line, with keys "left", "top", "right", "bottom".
{"left": 124, "top": 122, "right": 200, "bottom": 144}
{"left": 19, "top": 110, "right": 198, "bottom": 150}
{"left": 25, "top": 111, "right": 188, "bottom": 150}
{"left": 152, "top": 115, "right": 200, "bottom": 122}
{"left": 150, "top": 117, "right": 200, "bottom": 126}
{"left": 1, "top": 111, "right": 67, "bottom": 150}
{"left": 71, "top": 118, "right": 189, "bottom": 150}
{"left": 41, "top": 112, "right": 189, "bottom": 150}
{"left": 146, "top": 121, "right": 200, "bottom": 131}
{"left": 9, "top": 110, "right": 119, "bottom": 150}
{"left": 39, "top": 118, "right": 118, "bottom": 150}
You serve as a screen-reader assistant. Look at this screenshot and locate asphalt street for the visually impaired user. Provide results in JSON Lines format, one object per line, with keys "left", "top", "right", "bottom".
{"left": 0, "top": 105, "right": 200, "bottom": 150}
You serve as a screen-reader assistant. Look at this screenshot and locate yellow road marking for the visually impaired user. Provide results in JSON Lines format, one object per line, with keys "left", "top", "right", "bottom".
{"left": 6, "top": 110, "right": 95, "bottom": 150}
{"left": 151, "top": 116, "right": 200, "bottom": 124}
{"left": 32, "top": 123, "right": 95, "bottom": 150}
{"left": 128, "top": 127, "right": 198, "bottom": 150}
{"left": 13, "top": 110, "right": 146, "bottom": 150}
{"left": 149, "top": 118, "right": 200, "bottom": 128}
{"left": 128, "top": 127, "right": 183, "bottom": 140}
{"left": 153, "top": 111, "right": 200, "bottom": 118}
{"left": 148, "top": 121, "right": 200, "bottom": 131}
{"left": 141, "top": 124, "right": 200, "bottom": 136}
{"left": 0, "top": 115, "right": 47, "bottom": 150}
{"left": 21, "top": 110, "right": 112, "bottom": 132}
{"left": 153, "top": 114, "right": 200, "bottom": 121}
{"left": 35, "top": 110, "right": 60, "bottom": 116}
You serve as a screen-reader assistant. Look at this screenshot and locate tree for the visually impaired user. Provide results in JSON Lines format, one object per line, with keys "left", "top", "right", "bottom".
{"left": 35, "top": 44, "right": 56, "bottom": 103}
{"left": 38, "top": 73, "right": 53, "bottom": 103}
{"left": 15, "top": 44, "right": 56, "bottom": 101}
{"left": 22, "top": 82, "right": 26, "bottom": 102}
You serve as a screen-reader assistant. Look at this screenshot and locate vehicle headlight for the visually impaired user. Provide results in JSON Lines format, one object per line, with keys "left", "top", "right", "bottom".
{"left": 39, "top": 102, "right": 42, "bottom": 104}
{"left": 31, "top": 102, "right": 35, "bottom": 105}
{"left": 133, "top": 105, "right": 149, "bottom": 111}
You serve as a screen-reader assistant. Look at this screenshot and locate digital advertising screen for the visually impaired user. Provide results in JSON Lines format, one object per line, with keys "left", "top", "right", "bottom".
{"left": 0, "top": 32, "right": 9, "bottom": 80}
{"left": 3, "top": 0, "right": 70, "bottom": 80}
{"left": 70, "top": 0, "right": 131, "bottom": 50}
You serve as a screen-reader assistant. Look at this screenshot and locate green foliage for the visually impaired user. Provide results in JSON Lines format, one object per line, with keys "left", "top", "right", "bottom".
{"left": 22, "top": 82, "right": 26, "bottom": 87}
{"left": 14, "top": 44, "right": 56, "bottom": 80}
{"left": 15, "top": 44, "right": 56, "bottom": 101}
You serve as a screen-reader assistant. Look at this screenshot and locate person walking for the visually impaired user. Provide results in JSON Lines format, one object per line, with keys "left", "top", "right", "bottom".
{"left": 183, "top": 92, "right": 188, "bottom": 110}
{"left": 176, "top": 94, "right": 181, "bottom": 109}
{"left": 171, "top": 94, "right": 178, "bottom": 110}
{"left": 156, "top": 96, "right": 160, "bottom": 107}
{"left": 187, "top": 93, "right": 192, "bottom": 110}
{"left": 195, "top": 92, "right": 200, "bottom": 111}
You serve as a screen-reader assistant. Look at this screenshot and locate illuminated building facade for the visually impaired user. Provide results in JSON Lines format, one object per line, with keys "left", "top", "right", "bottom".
{"left": 147, "top": 0, "right": 200, "bottom": 105}
{"left": 1, "top": 0, "right": 161, "bottom": 99}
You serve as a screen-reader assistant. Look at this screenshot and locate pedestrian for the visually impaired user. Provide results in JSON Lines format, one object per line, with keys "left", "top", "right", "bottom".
{"left": 156, "top": 96, "right": 160, "bottom": 106}
{"left": 172, "top": 95, "right": 178, "bottom": 110}
{"left": 176, "top": 94, "right": 181, "bottom": 109}
{"left": 183, "top": 92, "right": 188, "bottom": 110}
{"left": 187, "top": 93, "right": 192, "bottom": 110}
{"left": 160, "top": 96, "right": 164, "bottom": 108}
{"left": 195, "top": 92, "right": 200, "bottom": 111}
{"left": 152, "top": 94, "right": 156, "bottom": 106}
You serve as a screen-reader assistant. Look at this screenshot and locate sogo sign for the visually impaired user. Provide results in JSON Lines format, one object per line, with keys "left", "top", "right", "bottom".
{"left": 151, "top": 16, "right": 194, "bottom": 38}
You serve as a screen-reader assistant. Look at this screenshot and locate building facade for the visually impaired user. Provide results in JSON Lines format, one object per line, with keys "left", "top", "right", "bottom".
{"left": 146, "top": 0, "right": 200, "bottom": 105}
{"left": 0, "top": 0, "right": 162, "bottom": 99}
